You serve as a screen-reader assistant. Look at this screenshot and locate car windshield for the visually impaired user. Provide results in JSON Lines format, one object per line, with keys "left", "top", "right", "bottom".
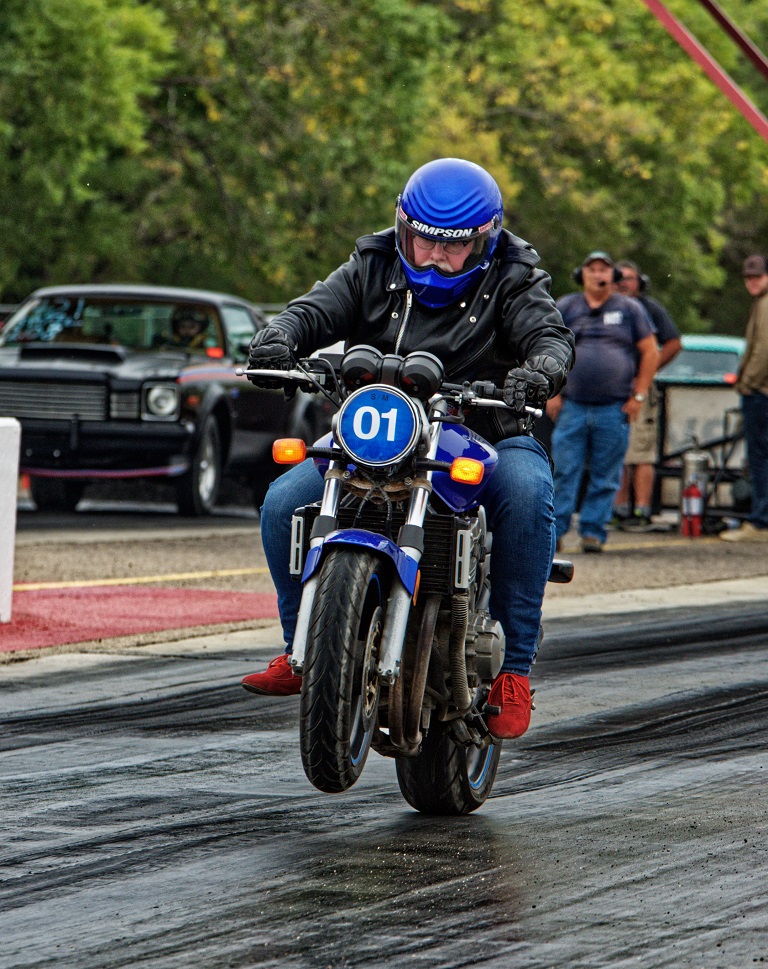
{"left": 659, "top": 348, "right": 741, "bottom": 383}
{"left": 0, "top": 296, "right": 225, "bottom": 354}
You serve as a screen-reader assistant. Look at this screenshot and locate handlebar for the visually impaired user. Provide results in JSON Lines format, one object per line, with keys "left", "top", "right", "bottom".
{"left": 236, "top": 365, "right": 543, "bottom": 419}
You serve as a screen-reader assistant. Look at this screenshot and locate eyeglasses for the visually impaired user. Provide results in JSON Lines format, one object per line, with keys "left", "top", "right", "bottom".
{"left": 412, "top": 235, "right": 472, "bottom": 255}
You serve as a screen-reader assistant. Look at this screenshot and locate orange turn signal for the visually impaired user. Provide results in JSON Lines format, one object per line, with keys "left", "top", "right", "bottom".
{"left": 450, "top": 457, "right": 484, "bottom": 485}
{"left": 273, "top": 438, "right": 307, "bottom": 464}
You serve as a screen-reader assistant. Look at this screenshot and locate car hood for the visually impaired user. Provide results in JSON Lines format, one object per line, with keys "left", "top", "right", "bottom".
{"left": 0, "top": 344, "right": 211, "bottom": 381}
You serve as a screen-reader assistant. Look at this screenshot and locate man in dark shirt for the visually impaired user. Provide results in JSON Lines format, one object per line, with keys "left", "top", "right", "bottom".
{"left": 613, "top": 260, "right": 682, "bottom": 529}
{"left": 548, "top": 251, "right": 658, "bottom": 552}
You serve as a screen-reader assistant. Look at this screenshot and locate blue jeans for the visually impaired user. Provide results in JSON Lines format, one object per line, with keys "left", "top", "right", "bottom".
{"left": 260, "top": 436, "right": 555, "bottom": 676}
{"left": 551, "top": 400, "right": 630, "bottom": 544}
{"left": 742, "top": 392, "right": 768, "bottom": 528}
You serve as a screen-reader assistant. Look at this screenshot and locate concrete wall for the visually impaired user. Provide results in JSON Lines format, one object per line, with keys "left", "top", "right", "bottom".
{"left": 1, "top": 418, "right": 21, "bottom": 621}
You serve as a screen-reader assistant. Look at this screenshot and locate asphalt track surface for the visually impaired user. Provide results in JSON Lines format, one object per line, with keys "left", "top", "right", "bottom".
{"left": 3, "top": 503, "right": 768, "bottom": 967}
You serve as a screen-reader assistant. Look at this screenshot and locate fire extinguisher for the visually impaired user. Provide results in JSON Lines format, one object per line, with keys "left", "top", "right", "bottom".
{"left": 682, "top": 480, "right": 703, "bottom": 537}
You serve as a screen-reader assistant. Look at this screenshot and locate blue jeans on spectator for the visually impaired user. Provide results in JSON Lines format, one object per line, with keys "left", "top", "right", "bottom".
{"left": 742, "top": 392, "right": 768, "bottom": 528}
{"left": 260, "top": 435, "right": 555, "bottom": 676}
{"left": 551, "top": 399, "right": 630, "bottom": 545}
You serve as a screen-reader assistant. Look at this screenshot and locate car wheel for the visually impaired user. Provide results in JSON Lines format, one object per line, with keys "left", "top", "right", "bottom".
{"left": 29, "top": 478, "right": 85, "bottom": 513}
{"left": 176, "top": 416, "right": 222, "bottom": 516}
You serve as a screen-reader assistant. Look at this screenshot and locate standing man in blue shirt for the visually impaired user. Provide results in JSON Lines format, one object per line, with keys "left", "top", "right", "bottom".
{"left": 547, "top": 251, "right": 659, "bottom": 552}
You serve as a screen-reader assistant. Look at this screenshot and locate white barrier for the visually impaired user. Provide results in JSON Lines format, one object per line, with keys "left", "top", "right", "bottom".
{"left": 0, "top": 418, "right": 21, "bottom": 622}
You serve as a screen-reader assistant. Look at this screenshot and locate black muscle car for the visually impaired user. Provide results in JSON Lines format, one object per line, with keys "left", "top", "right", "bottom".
{"left": 0, "top": 284, "right": 330, "bottom": 515}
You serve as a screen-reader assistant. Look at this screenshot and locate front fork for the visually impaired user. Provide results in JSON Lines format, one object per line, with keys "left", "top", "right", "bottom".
{"left": 289, "top": 420, "right": 443, "bottom": 680}
{"left": 288, "top": 465, "right": 344, "bottom": 675}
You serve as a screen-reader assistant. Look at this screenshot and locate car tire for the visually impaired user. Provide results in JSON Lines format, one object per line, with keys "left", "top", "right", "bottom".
{"left": 29, "top": 478, "right": 85, "bottom": 513}
{"left": 175, "top": 416, "right": 222, "bottom": 516}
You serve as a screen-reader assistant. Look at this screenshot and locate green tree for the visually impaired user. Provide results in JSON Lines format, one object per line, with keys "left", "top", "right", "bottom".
{"left": 137, "top": 0, "right": 448, "bottom": 300}
{"left": 0, "top": 0, "right": 173, "bottom": 300}
{"left": 412, "top": 0, "right": 768, "bottom": 332}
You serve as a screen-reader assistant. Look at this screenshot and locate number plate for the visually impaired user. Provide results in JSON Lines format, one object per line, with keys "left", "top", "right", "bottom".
{"left": 337, "top": 386, "right": 420, "bottom": 467}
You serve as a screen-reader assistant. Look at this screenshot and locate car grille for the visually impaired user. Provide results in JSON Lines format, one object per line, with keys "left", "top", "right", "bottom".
{"left": 0, "top": 381, "right": 107, "bottom": 421}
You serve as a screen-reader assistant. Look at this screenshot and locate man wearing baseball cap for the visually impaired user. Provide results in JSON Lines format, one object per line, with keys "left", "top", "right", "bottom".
{"left": 721, "top": 254, "right": 768, "bottom": 541}
{"left": 548, "top": 251, "right": 659, "bottom": 552}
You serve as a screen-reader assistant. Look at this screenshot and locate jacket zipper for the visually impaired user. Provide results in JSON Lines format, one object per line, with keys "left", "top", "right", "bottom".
{"left": 394, "top": 290, "right": 413, "bottom": 354}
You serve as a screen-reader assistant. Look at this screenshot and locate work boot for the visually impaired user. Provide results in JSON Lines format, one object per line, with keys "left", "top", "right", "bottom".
{"left": 485, "top": 672, "right": 533, "bottom": 739}
{"left": 241, "top": 654, "right": 302, "bottom": 696}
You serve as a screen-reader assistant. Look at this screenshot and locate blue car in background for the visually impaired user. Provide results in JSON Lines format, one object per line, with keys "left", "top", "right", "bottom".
{"left": 655, "top": 334, "right": 746, "bottom": 388}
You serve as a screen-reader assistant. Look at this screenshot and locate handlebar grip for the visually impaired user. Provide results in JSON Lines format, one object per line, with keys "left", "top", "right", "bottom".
{"left": 470, "top": 379, "right": 503, "bottom": 401}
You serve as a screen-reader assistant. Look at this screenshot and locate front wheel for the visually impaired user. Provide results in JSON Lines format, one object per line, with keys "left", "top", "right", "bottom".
{"left": 30, "top": 478, "right": 85, "bottom": 513}
{"left": 175, "top": 416, "right": 222, "bottom": 516}
{"left": 300, "top": 548, "right": 385, "bottom": 793}
{"left": 395, "top": 719, "right": 502, "bottom": 815}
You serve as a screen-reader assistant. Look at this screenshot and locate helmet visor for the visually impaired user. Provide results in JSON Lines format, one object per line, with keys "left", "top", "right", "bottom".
{"left": 396, "top": 205, "right": 497, "bottom": 278}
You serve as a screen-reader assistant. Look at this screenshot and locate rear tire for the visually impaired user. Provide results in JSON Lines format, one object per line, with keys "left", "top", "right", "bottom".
{"left": 30, "top": 478, "right": 85, "bottom": 513}
{"left": 395, "top": 719, "right": 501, "bottom": 815}
{"left": 300, "top": 548, "right": 385, "bottom": 793}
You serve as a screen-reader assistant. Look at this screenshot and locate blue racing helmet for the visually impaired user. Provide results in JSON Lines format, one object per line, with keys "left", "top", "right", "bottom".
{"left": 395, "top": 158, "right": 503, "bottom": 308}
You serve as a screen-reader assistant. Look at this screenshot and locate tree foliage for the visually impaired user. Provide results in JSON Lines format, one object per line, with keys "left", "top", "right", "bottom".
{"left": 0, "top": 0, "right": 172, "bottom": 297}
{"left": 133, "top": 0, "right": 448, "bottom": 299}
{"left": 0, "top": 0, "right": 766, "bottom": 333}
{"left": 413, "top": 0, "right": 768, "bottom": 331}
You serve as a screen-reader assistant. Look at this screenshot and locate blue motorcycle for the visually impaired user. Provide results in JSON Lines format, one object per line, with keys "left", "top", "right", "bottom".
{"left": 241, "top": 347, "right": 573, "bottom": 815}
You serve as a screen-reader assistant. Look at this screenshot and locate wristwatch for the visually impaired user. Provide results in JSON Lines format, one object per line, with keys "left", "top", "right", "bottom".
{"left": 633, "top": 393, "right": 647, "bottom": 402}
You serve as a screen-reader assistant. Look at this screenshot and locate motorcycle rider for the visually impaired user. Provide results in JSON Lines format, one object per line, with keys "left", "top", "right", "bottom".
{"left": 241, "top": 158, "right": 575, "bottom": 740}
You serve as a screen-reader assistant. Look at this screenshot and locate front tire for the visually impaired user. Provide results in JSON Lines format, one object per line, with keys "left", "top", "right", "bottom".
{"left": 175, "top": 416, "right": 222, "bottom": 516}
{"left": 300, "top": 548, "right": 385, "bottom": 793}
{"left": 395, "top": 719, "right": 502, "bottom": 815}
{"left": 30, "top": 478, "right": 85, "bottom": 513}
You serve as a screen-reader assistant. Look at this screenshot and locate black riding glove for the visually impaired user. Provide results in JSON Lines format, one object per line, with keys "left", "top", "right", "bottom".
{"left": 503, "top": 367, "right": 550, "bottom": 414}
{"left": 525, "top": 353, "right": 569, "bottom": 396}
{"left": 246, "top": 326, "right": 297, "bottom": 388}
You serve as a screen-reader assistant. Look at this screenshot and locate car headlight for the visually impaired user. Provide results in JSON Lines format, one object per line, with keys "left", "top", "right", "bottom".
{"left": 142, "top": 383, "right": 180, "bottom": 421}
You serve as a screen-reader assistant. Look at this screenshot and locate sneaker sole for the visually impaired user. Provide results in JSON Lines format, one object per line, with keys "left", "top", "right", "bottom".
{"left": 241, "top": 682, "right": 301, "bottom": 697}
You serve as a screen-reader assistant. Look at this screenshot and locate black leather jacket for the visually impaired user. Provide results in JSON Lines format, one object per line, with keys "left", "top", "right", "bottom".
{"left": 269, "top": 227, "right": 575, "bottom": 444}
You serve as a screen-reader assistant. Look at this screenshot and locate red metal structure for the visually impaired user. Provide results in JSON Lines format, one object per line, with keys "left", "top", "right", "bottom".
{"left": 637, "top": 0, "right": 768, "bottom": 142}
{"left": 695, "top": 0, "right": 768, "bottom": 83}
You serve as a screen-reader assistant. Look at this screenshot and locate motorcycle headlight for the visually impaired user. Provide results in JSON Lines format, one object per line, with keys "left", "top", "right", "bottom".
{"left": 142, "top": 383, "right": 180, "bottom": 421}
{"left": 336, "top": 384, "right": 420, "bottom": 468}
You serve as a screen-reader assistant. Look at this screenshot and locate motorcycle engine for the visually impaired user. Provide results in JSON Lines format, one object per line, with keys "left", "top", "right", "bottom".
{"left": 464, "top": 613, "right": 505, "bottom": 682}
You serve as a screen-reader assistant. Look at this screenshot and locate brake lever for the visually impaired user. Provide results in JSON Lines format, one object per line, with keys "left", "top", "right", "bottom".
{"left": 236, "top": 364, "right": 342, "bottom": 408}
